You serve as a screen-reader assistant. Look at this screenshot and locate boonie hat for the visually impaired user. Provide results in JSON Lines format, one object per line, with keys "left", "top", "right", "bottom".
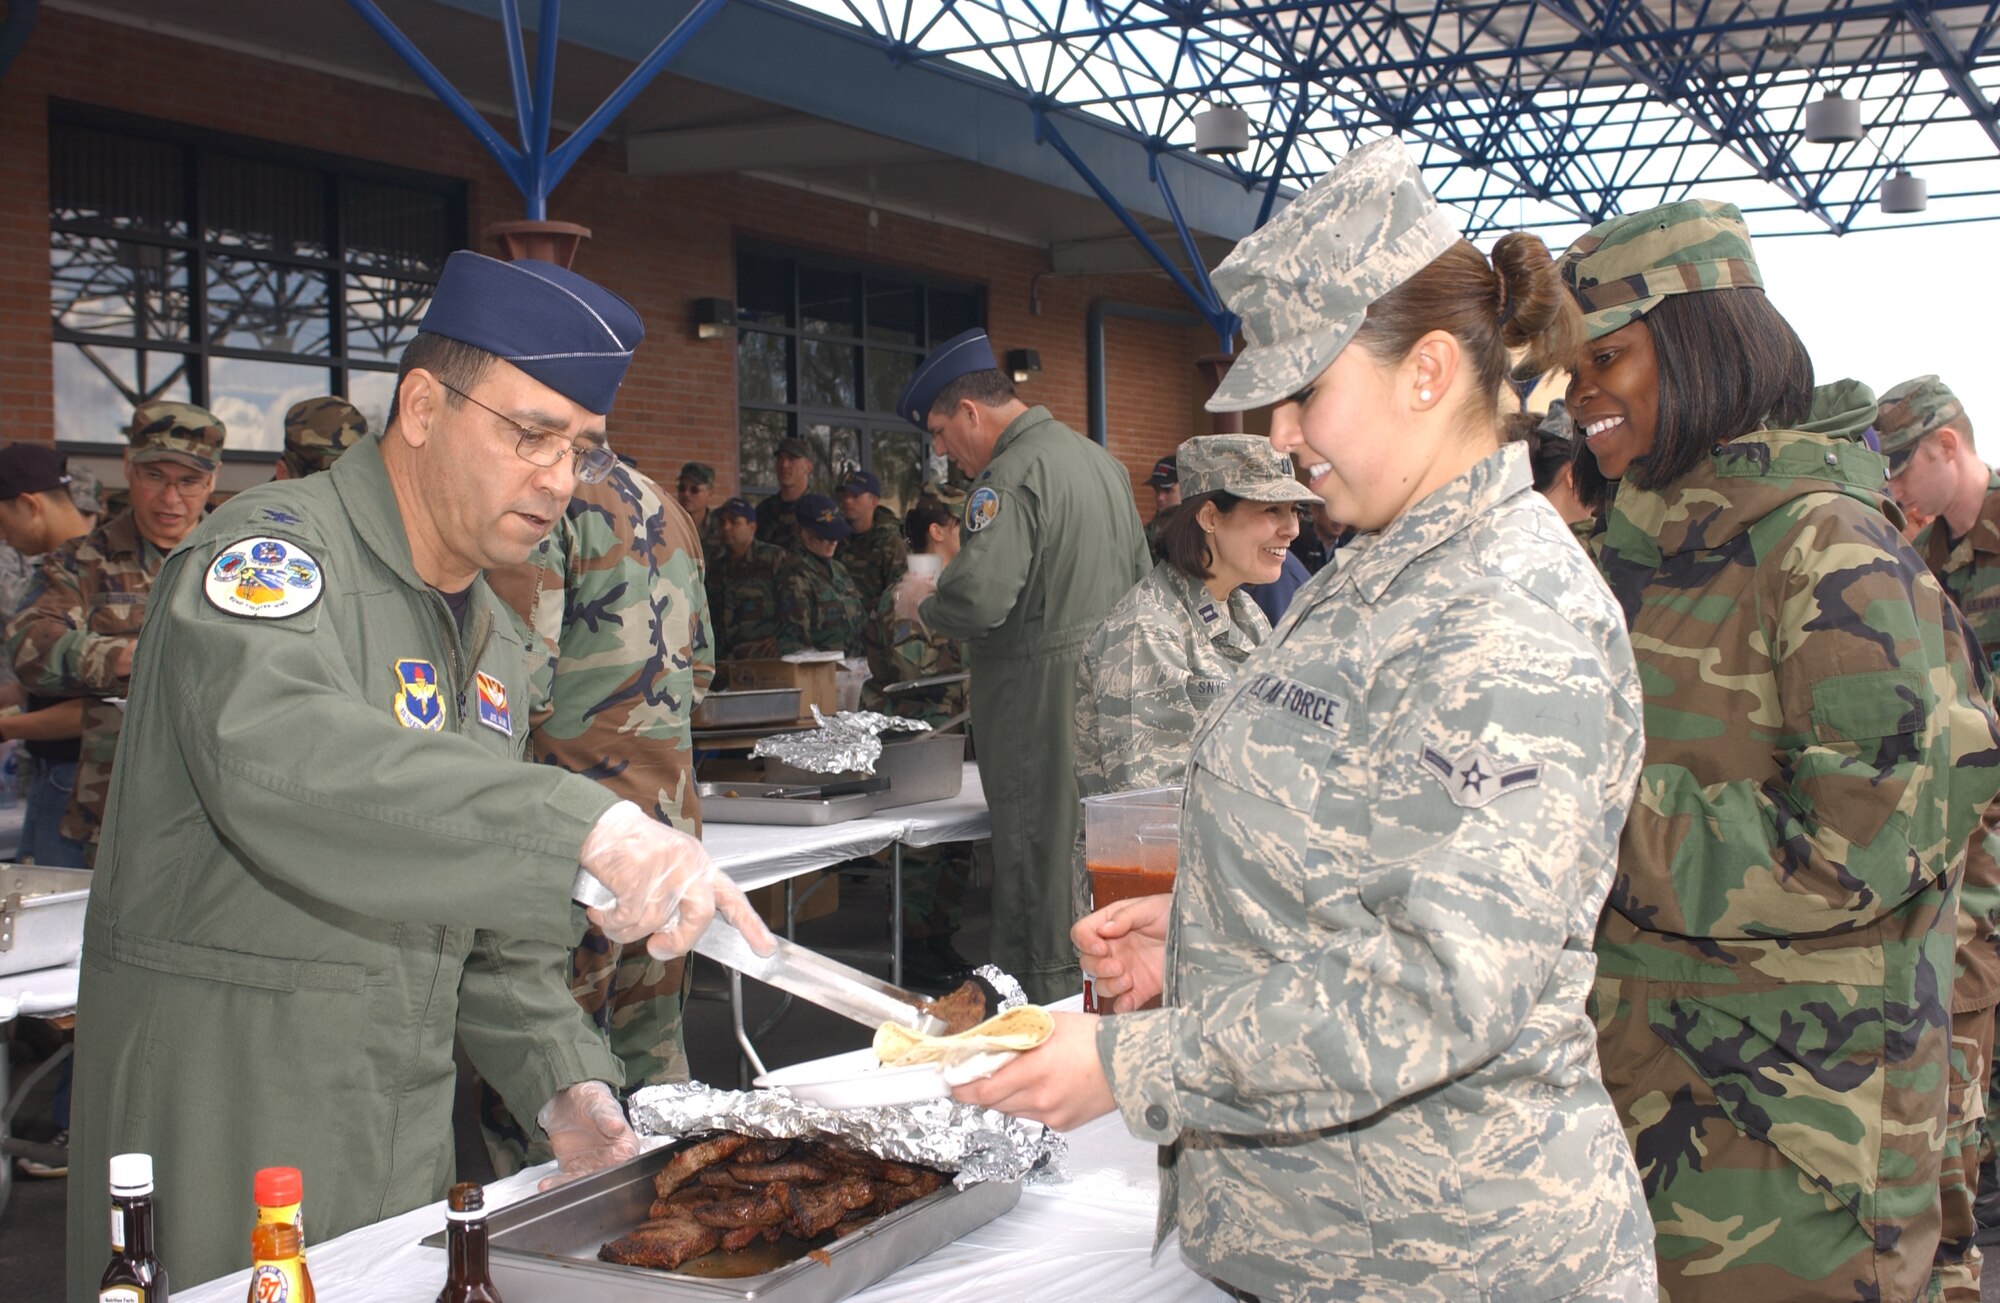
{"left": 679, "top": 461, "right": 716, "bottom": 486}
{"left": 1557, "top": 199, "right": 1762, "bottom": 342}
{"left": 774, "top": 438, "right": 812, "bottom": 461}
{"left": 1206, "top": 137, "right": 1463, "bottom": 413}
{"left": 896, "top": 329, "right": 1001, "bottom": 430}
{"left": 418, "top": 251, "right": 643, "bottom": 415}
{"left": 1176, "top": 435, "right": 1318, "bottom": 504}
{"left": 0, "top": 444, "right": 71, "bottom": 501}
{"left": 1147, "top": 455, "right": 1179, "bottom": 489}
{"left": 282, "top": 396, "right": 366, "bottom": 478}
{"left": 1877, "top": 375, "right": 1968, "bottom": 475}
{"left": 128, "top": 401, "right": 225, "bottom": 473}
{"left": 717, "top": 496, "right": 757, "bottom": 523}
{"left": 837, "top": 469, "right": 882, "bottom": 498}
{"left": 795, "top": 492, "right": 853, "bottom": 541}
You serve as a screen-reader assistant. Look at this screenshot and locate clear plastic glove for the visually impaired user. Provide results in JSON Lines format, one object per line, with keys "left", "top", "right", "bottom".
{"left": 1072, "top": 893, "right": 1170, "bottom": 1013}
{"left": 536, "top": 1080, "right": 639, "bottom": 1191}
{"left": 890, "top": 570, "right": 937, "bottom": 624}
{"left": 577, "top": 800, "right": 778, "bottom": 960}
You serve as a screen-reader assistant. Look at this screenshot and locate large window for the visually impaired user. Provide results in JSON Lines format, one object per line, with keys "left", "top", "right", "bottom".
{"left": 48, "top": 106, "right": 465, "bottom": 457}
{"left": 735, "top": 246, "right": 981, "bottom": 511}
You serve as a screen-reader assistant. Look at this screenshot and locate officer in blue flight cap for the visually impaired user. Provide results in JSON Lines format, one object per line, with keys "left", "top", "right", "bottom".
{"left": 64, "top": 250, "right": 776, "bottom": 1292}
{"left": 893, "top": 328, "right": 1149, "bottom": 1003}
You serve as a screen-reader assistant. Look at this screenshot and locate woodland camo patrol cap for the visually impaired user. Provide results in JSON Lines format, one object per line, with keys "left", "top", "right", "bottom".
{"left": 1557, "top": 199, "right": 1762, "bottom": 341}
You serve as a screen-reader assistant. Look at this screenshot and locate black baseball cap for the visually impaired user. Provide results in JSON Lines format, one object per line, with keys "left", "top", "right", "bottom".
{"left": 1147, "top": 455, "right": 1179, "bottom": 489}
{"left": 0, "top": 444, "right": 71, "bottom": 501}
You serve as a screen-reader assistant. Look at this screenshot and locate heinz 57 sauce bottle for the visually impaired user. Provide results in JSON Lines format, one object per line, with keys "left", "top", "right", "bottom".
{"left": 101, "top": 1152, "right": 168, "bottom": 1303}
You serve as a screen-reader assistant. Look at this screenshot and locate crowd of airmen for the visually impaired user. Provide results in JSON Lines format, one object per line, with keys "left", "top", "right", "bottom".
{"left": 9, "top": 128, "right": 2000, "bottom": 1303}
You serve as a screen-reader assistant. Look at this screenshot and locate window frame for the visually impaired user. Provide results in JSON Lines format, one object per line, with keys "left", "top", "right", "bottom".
{"left": 47, "top": 101, "right": 468, "bottom": 462}
{"left": 734, "top": 240, "right": 983, "bottom": 503}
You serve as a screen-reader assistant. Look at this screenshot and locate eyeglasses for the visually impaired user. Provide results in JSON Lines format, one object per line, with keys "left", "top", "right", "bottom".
{"left": 434, "top": 379, "right": 616, "bottom": 485}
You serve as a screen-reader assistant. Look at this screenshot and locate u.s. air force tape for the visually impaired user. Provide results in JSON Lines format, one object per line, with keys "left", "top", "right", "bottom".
{"left": 203, "top": 536, "right": 324, "bottom": 619}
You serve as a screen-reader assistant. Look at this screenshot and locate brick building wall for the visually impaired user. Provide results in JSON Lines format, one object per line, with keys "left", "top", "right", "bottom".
{"left": 0, "top": 8, "right": 1214, "bottom": 511}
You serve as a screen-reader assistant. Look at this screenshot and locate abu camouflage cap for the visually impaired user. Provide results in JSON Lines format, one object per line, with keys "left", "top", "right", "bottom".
{"left": 127, "top": 401, "right": 225, "bottom": 473}
{"left": 1177, "top": 435, "right": 1318, "bottom": 504}
{"left": 1557, "top": 199, "right": 1762, "bottom": 341}
{"left": 1206, "top": 136, "right": 1463, "bottom": 413}
{"left": 282, "top": 396, "right": 366, "bottom": 478}
{"left": 1876, "top": 375, "right": 1968, "bottom": 473}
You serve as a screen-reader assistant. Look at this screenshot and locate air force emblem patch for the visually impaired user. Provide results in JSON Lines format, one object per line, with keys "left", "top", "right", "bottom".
{"left": 203, "top": 536, "right": 324, "bottom": 619}
{"left": 393, "top": 658, "right": 445, "bottom": 731}
{"left": 1420, "top": 744, "right": 1541, "bottom": 808}
{"left": 474, "top": 671, "right": 512, "bottom": 737}
{"left": 965, "top": 486, "right": 1000, "bottom": 533}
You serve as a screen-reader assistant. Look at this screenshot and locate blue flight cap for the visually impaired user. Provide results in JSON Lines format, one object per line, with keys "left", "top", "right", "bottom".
{"left": 418, "top": 251, "right": 643, "bottom": 415}
{"left": 795, "top": 493, "right": 855, "bottom": 541}
{"left": 837, "top": 469, "right": 882, "bottom": 497}
{"left": 896, "top": 328, "right": 999, "bottom": 430}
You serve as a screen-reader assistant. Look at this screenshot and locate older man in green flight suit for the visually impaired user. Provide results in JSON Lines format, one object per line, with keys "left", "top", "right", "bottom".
{"left": 64, "top": 251, "right": 773, "bottom": 1298}
{"left": 895, "top": 329, "right": 1149, "bottom": 1003}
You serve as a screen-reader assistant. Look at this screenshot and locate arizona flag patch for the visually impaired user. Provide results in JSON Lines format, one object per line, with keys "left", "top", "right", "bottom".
{"left": 474, "top": 671, "right": 512, "bottom": 737}
{"left": 393, "top": 658, "right": 445, "bottom": 731}
{"left": 203, "top": 536, "right": 323, "bottom": 619}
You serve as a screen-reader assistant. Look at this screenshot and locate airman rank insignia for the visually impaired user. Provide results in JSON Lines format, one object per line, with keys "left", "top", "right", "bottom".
{"left": 1420, "top": 744, "right": 1541, "bottom": 809}
{"left": 474, "top": 671, "right": 512, "bottom": 737}
{"left": 965, "top": 486, "right": 1000, "bottom": 533}
{"left": 393, "top": 658, "right": 445, "bottom": 730}
{"left": 203, "top": 536, "right": 324, "bottom": 620}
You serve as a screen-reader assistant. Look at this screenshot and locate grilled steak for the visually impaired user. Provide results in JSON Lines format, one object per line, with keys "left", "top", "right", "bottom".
{"left": 653, "top": 1134, "right": 752, "bottom": 1198}
{"left": 728, "top": 1159, "right": 831, "bottom": 1184}
{"left": 598, "top": 1216, "right": 721, "bottom": 1270}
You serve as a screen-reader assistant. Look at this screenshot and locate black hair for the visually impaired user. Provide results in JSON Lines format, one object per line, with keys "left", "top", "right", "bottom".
{"left": 389, "top": 332, "right": 496, "bottom": 428}
{"left": 1504, "top": 411, "right": 1578, "bottom": 494}
{"left": 904, "top": 498, "right": 959, "bottom": 553}
{"left": 1574, "top": 287, "right": 1814, "bottom": 499}
{"left": 1158, "top": 491, "right": 1246, "bottom": 581}
{"left": 927, "top": 369, "right": 1018, "bottom": 417}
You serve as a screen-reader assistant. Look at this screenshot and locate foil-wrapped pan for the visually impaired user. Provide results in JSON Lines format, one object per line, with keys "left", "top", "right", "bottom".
{"left": 751, "top": 707, "right": 929, "bottom": 776}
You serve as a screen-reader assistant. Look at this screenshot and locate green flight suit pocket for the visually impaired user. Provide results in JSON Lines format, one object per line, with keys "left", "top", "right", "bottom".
{"left": 1646, "top": 986, "right": 1884, "bottom": 1226}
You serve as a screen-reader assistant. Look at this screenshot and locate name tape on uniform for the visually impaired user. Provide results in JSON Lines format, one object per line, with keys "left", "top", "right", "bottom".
{"left": 1240, "top": 671, "right": 1347, "bottom": 731}
{"left": 203, "top": 536, "right": 324, "bottom": 620}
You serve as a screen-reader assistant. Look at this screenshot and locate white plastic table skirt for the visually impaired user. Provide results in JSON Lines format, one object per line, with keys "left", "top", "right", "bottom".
{"left": 179, "top": 998, "right": 1228, "bottom": 1303}
{"left": 704, "top": 764, "right": 990, "bottom": 893}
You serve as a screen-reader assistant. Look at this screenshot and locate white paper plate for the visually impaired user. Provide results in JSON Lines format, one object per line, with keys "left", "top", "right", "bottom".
{"left": 753, "top": 1046, "right": 1016, "bottom": 1110}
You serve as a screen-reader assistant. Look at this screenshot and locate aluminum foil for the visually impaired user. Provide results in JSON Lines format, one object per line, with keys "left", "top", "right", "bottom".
{"left": 629, "top": 966, "right": 1065, "bottom": 1188}
{"left": 750, "top": 707, "right": 930, "bottom": 776}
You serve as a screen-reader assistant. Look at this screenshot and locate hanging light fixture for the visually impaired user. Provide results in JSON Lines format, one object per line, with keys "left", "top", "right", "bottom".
{"left": 1193, "top": 103, "right": 1250, "bottom": 155}
{"left": 1881, "top": 168, "right": 1928, "bottom": 213}
{"left": 1803, "top": 90, "right": 1863, "bottom": 143}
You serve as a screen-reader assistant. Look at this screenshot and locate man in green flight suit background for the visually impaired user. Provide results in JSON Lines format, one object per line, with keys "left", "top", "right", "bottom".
{"left": 63, "top": 250, "right": 774, "bottom": 1297}
{"left": 896, "top": 328, "right": 1149, "bottom": 1004}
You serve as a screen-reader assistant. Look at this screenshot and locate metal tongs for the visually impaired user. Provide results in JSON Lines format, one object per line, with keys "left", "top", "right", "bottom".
{"left": 570, "top": 869, "right": 945, "bottom": 1039}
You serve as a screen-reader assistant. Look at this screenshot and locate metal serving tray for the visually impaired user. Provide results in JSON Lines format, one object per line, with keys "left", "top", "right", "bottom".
{"left": 765, "top": 733, "right": 966, "bottom": 810}
{"left": 693, "top": 690, "right": 803, "bottom": 731}
{"left": 698, "top": 783, "right": 879, "bottom": 826}
{"left": 0, "top": 865, "right": 91, "bottom": 977}
{"left": 421, "top": 1138, "right": 1021, "bottom": 1303}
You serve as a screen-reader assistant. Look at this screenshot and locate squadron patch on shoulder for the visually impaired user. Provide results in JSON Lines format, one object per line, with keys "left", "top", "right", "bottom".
{"left": 202, "top": 536, "right": 323, "bottom": 619}
{"left": 473, "top": 671, "right": 512, "bottom": 737}
{"left": 965, "top": 487, "right": 1001, "bottom": 533}
{"left": 1420, "top": 744, "right": 1541, "bottom": 809}
{"left": 393, "top": 658, "right": 445, "bottom": 731}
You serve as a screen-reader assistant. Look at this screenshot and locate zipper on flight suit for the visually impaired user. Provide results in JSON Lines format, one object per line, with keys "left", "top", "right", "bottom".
{"left": 423, "top": 592, "right": 494, "bottom": 727}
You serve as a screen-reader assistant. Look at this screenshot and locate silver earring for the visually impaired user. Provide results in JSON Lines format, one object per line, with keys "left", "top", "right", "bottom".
{"left": 1419, "top": 388, "right": 1433, "bottom": 402}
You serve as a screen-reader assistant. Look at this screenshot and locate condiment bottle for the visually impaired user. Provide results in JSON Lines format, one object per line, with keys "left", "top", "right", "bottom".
{"left": 437, "top": 1181, "right": 504, "bottom": 1303}
{"left": 100, "top": 1152, "right": 168, "bottom": 1303}
{"left": 253, "top": 1167, "right": 314, "bottom": 1295}
{"left": 246, "top": 1222, "right": 314, "bottom": 1303}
